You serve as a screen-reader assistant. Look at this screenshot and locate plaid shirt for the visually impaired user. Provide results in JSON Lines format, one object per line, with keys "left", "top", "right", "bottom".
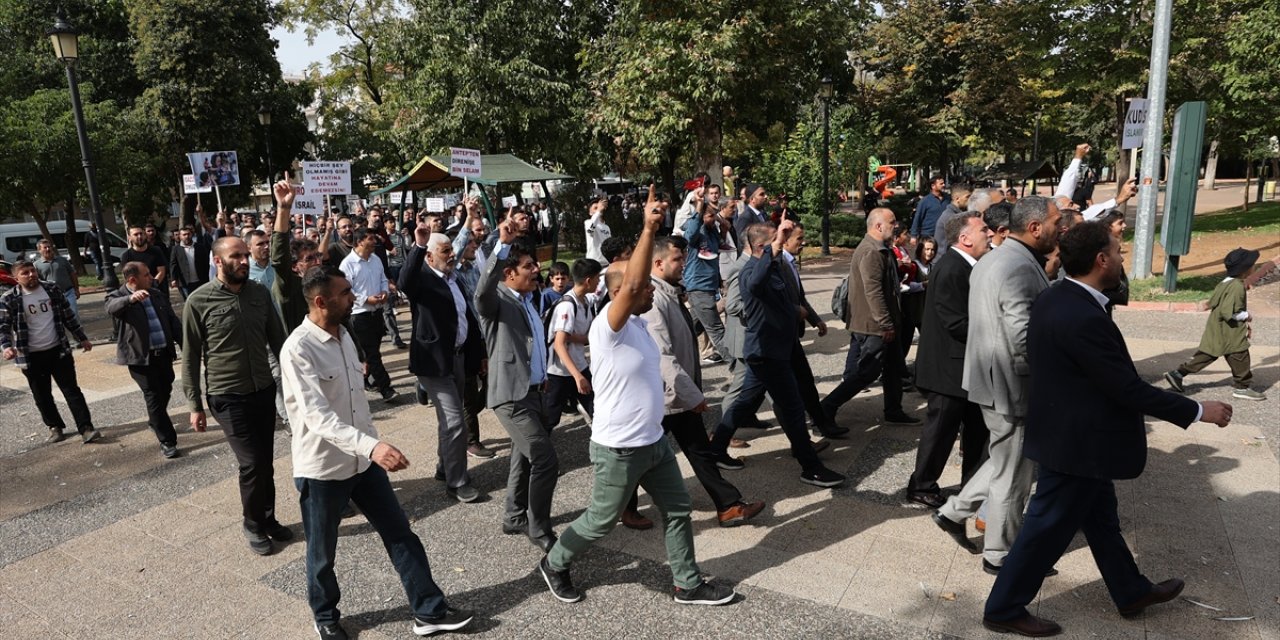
{"left": 0, "top": 281, "right": 88, "bottom": 369}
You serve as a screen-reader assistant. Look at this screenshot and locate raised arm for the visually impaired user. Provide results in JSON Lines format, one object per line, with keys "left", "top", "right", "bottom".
{"left": 607, "top": 185, "right": 664, "bottom": 332}
{"left": 1055, "top": 143, "right": 1090, "bottom": 200}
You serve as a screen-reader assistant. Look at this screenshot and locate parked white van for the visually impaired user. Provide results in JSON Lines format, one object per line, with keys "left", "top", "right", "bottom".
{"left": 0, "top": 220, "right": 129, "bottom": 265}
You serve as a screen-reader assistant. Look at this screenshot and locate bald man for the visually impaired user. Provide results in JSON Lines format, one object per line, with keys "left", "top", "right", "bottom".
{"left": 183, "top": 236, "right": 290, "bottom": 556}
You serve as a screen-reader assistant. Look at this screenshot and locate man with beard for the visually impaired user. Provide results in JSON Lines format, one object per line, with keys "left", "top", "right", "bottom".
{"left": 169, "top": 202, "right": 214, "bottom": 299}
{"left": 321, "top": 215, "right": 357, "bottom": 266}
{"left": 281, "top": 265, "right": 474, "bottom": 640}
{"left": 107, "top": 261, "right": 182, "bottom": 459}
{"left": 451, "top": 198, "right": 491, "bottom": 275}
{"left": 122, "top": 224, "right": 170, "bottom": 297}
{"left": 183, "top": 236, "right": 290, "bottom": 556}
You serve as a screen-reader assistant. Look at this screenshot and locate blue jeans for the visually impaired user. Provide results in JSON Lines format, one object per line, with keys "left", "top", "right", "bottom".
{"left": 296, "top": 465, "right": 448, "bottom": 625}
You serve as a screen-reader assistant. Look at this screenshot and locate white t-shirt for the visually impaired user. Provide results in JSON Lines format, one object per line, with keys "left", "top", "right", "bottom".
{"left": 584, "top": 214, "right": 612, "bottom": 265}
{"left": 588, "top": 303, "right": 665, "bottom": 448}
{"left": 547, "top": 290, "right": 595, "bottom": 377}
{"left": 22, "top": 288, "right": 60, "bottom": 352}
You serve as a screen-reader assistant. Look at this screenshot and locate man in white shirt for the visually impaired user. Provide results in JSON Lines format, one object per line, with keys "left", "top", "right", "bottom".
{"left": 538, "top": 187, "right": 735, "bottom": 607}
{"left": 340, "top": 228, "right": 396, "bottom": 400}
{"left": 280, "top": 265, "right": 473, "bottom": 640}
{"left": 583, "top": 198, "right": 612, "bottom": 266}
{"left": 1055, "top": 142, "right": 1139, "bottom": 220}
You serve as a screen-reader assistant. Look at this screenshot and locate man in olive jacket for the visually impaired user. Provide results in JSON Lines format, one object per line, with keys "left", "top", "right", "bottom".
{"left": 107, "top": 261, "right": 183, "bottom": 458}
{"left": 820, "top": 208, "right": 917, "bottom": 426}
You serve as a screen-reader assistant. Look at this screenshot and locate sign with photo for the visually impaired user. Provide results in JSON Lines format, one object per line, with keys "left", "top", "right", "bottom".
{"left": 188, "top": 151, "right": 241, "bottom": 187}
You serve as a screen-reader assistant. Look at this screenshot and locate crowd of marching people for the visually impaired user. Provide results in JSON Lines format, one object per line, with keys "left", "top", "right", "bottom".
{"left": 0, "top": 144, "right": 1267, "bottom": 638}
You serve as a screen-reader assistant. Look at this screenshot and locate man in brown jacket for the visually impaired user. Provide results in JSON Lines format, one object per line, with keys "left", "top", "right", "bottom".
{"left": 820, "top": 208, "right": 919, "bottom": 426}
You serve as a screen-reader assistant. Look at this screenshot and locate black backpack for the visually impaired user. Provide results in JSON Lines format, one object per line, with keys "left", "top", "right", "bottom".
{"left": 831, "top": 276, "right": 850, "bottom": 324}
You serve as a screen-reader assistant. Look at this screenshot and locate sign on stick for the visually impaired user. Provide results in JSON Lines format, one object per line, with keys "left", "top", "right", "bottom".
{"left": 187, "top": 151, "right": 241, "bottom": 187}
{"left": 449, "top": 147, "right": 482, "bottom": 178}
{"left": 1122, "top": 99, "right": 1147, "bottom": 150}
{"left": 301, "top": 161, "right": 353, "bottom": 195}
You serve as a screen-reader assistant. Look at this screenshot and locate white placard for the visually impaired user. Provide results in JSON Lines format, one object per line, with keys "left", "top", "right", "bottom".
{"left": 449, "top": 147, "right": 482, "bottom": 177}
{"left": 182, "top": 174, "right": 212, "bottom": 194}
{"left": 1122, "top": 98, "right": 1147, "bottom": 150}
{"left": 425, "top": 197, "right": 445, "bottom": 213}
{"left": 301, "top": 161, "right": 353, "bottom": 195}
{"left": 291, "top": 183, "right": 324, "bottom": 216}
{"left": 388, "top": 191, "right": 405, "bottom": 204}
{"left": 501, "top": 195, "right": 518, "bottom": 208}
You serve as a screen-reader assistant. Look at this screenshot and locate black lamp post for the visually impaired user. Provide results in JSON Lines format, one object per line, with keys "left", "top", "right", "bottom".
{"left": 258, "top": 106, "right": 274, "bottom": 208}
{"left": 48, "top": 12, "right": 117, "bottom": 288}
{"left": 819, "top": 76, "right": 834, "bottom": 256}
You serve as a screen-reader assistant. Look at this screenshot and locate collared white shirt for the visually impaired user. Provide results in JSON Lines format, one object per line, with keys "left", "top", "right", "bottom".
{"left": 431, "top": 265, "right": 469, "bottom": 348}
{"left": 1065, "top": 277, "right": 1110, "bottom": 310}
{"left": 493, "top": 242, "right": 548, "bottom": 384}
{"left": 280, "top": 318, "right": 381, "bottom": 481}
{"left": 951, "top": 245, "right": 979, "bottom": 267}
{"left": 339, "top": 250, "right": 388, "bottom": 314}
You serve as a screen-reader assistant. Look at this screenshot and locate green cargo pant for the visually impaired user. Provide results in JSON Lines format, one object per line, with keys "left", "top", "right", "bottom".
{"left": 548, "top": 437, "right": 701, "bottom": 589}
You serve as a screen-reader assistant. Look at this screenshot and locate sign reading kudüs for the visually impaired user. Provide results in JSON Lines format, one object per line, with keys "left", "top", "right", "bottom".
{"left": 1122, "top": 98, "right": 1147, "bottom": 150}
{"left": 301, "top": 161, "right": 353, "bottom": 195}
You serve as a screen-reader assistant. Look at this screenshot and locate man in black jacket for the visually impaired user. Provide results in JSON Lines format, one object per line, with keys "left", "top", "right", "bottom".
{"left": 906, "top": 212, "right": 993, "bottom": 508}
{"left": 980, "top": 222, "right": 1233, "bottom": 637}
{"left": 708, "top": 220, "right": 845, "bottom": 488}
{"left": 106, "top": 261, "right": 183, "bottom": 458}
{"left": 399, "top": 228, "right": 487, "bottom": 503}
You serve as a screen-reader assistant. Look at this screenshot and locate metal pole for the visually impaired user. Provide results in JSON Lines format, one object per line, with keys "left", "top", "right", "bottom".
{"left": 263, "top": 125, "right": 274, "bottom": 208}
{"left": 64, "top": 63, "right": 117, "bottom": 289}
{"left": 821, "top": 98, "right": 832, "bottom": 255}
{"left": 1132, "top": 0, "right": 1174, "bottom": 279}
{"left": 1030, "top": 110, "right": 1041, "bottom": 194}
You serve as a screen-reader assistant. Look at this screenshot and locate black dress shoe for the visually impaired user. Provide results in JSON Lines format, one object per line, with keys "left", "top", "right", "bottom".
{"left": 502, "top": 520, "right": 527, "bottom": 535}
{"left": 528, "top": 533, "right": 557, "bottom": 553}
{"left": 982, "top": 559, "right": 1058, "bottom": 577}
{"left": 982, "top": 614, "right": 1063, "bottom": 637}
{"left": 416, "top": 383, "right": 430, "bottom": 406}
{"left": 932, "top": 511, "right": 979, "bottom": 553}
{"left": 907, "top": 492, "right": 945, "bottom": 509}
{"left": 815, "top": 423, "right": 850, "bottom": 439}
{"left": 1118, "top": 578, "right": 1184, "bottom": 618}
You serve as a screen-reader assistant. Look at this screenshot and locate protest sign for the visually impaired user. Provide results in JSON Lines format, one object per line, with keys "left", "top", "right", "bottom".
{"left": 1122, "top": 99, "right": 1147, "bottom": 150}
{"left": 182, "top": 174, "right": 212, "bottom": 194}
{"left": 302, "top": 161, "right": 353, "bottom": 195}
{"left": 425, "top": 197, "right": 445, "bottom": 212}
{"left": 501, "top": 195, "right": 518, "bottom": 208}
{"left": 449, "top": 147, "right": 482, "bottom": 177}
{"left": 291, "top": 183, "right": 324, "bottom": 217}
{"left": 188, "top": 151, "right": 240, "bottom": 187}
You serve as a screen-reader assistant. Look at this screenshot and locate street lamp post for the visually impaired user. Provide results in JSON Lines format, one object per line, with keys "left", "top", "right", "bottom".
{"left": 48, "top": 13, "right": 118, "bottom": 289}
{"left": 258, "top": 106, "right": 274, "bottom": 209}
{"left": 819, "top": 76, "right": 834, "bottom": 256}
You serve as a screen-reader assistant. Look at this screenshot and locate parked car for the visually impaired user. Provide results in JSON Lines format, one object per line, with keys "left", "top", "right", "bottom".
{"left": 0, "top": 220, "right": 128, "bottom": 267}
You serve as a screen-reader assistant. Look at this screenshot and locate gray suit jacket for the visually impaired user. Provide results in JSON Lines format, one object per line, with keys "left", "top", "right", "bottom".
{"left": 722, "top": 252, "right": 751, "bottom": 360}
{"left": 962, "top": 239, "right": 1050, "bottom": 417}
{"left": 473, "top": 248, "right": 536, "bottom": 408}
{"left": 641, "top": 276, "right": 704, "bottom": 414}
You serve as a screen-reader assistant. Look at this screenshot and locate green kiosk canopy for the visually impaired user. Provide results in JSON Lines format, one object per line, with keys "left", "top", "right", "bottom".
{"left": 371, "top": 153, "right": 574, "bottom": 260}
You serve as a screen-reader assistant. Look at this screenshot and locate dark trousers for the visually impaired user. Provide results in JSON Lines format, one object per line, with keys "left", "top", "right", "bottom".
{"left": 664, "top": 411, "right": 742, "bottom": 510}
{"left": 128, "top": 351, "right": 178, "bottom": 447}
{"left": 985, "top": 467, "right": 1153, "bottom": 621}
{"left": 821, "top": 332, "right": 905, "bottom": 419}
{"left": 712, "top": 356, "right": 822, "bottom": 473}
{"left": 462, "top": 373, "right": 486, "bottom": 445}
{"left": 493, "top": 390, "right": 559, "bottom": 540}
{"left": 351, "top": 312, "right": 391, "bottom": 392}
{"left": 791, "top": 347, "right": 831, "bottom": 431}
{"left": 907, "top": 391, "right": 989, "bottom": 495}
{"left": 22, "top": 348, "right": 94, "bottom": 433}
{"left": 1178, "top": 350, "right": 1253, "bottom": 388}
{"left": 207, "top": 386, "right": 278, "bottom": 532}
{"left": 543, "top": 370, "right": 594, "bottom": 428}
{"left": 384, "top": 267, "right": 404, "bottom": 345}
{"left": 297, "top": 465, "right": 447, "bottom": 625}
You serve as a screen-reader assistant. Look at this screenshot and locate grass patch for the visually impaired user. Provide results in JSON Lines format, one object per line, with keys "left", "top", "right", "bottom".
{"left": 1128, "top": 275, "right": 1221, "bottom": 303}
{"left": 1190, "top": 201, "right": 1280, "bottom": 236}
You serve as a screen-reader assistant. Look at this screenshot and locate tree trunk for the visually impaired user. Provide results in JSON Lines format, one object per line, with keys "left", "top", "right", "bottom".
{"left": 658, "top": 147, "right": 678, "bottom": 203}
{"left": 691, "top": 112, "right": 722, "bottom": 187}
{"left": 64, "top": 194, "right": 85, "bottom": 275}
{"left": 1203, "top": 139, "right": 1220, "bottom": 189}
{"left": 1243, "top": 161, "right": 1250, "bottom": 211}
{"left": 1113, "top": 94, "right": 1130, "bottom": 183}
{"left": 32, "top": 205, "right": 54, "bottom": 250}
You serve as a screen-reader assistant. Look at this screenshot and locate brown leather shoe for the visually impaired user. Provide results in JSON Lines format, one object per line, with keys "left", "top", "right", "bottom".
{"left": 621, "top": 509, "right": 654, "bottom": 530}
{"left": 982, "top": 614, "right": 1062, "bottom": 637}
{"left": 1118, "top": 578, "right": 1185, "bottom": 618}
{"left": 717, "top": 500, "right": 766, "bottom": 527}
{"left": 975, "top": 516, "right": 986, "bottom": 532}
{"left": 728, "top": 438, "right": 750, "bottom": 449}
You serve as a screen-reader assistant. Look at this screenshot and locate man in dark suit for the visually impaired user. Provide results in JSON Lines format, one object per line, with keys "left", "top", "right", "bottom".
{"left": 106, "top": 261, "right": 183, "bottom": 459}
{"left": 981, "top": 222, "right": 1233, "bottom": 637}
{"left": 169, "top": 214, "right": 213, "bottom": 300}
{"left": 708, "top": 220, "right": 846, "bottom": 488}
{"left": 906, "top": 212, "right": 993, "bottom": 507}
{"left": 399, "top": 228, "right": 487, "bottom": 503}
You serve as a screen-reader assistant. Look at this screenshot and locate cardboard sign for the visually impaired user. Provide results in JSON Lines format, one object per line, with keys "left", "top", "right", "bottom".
{"left": 291, "top": 183, "right": 324, "bottom": 216}
{"left": 188, "top": 151, "right": 240, "bottom": 187}
{"left": 302, "top": 161, "right": 353, "bottom": 195}
{"left": 388, "top": 191, "right": 405, "bottom": 204}
{"left": 501, "top": 195, "right": 518, "bottom": 208}
{"left": 425, "top": 197, "right": 445, "bottom": 213}
{"left": 449, "top": 147, "right": 482, "bottom": 177}
{"left": 1122, "top": 98, "right": 1147, "bottom": 150}
{"left": 182, "top": 174, "right": 212, "bottom": 194}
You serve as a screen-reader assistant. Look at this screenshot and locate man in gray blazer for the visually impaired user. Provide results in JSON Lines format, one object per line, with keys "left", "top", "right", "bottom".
{"left": 933, "top": 196, "right": 1062, "bottom": 574}
{"left": 474, "top": 221, "right": 559, "bottom": 552}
